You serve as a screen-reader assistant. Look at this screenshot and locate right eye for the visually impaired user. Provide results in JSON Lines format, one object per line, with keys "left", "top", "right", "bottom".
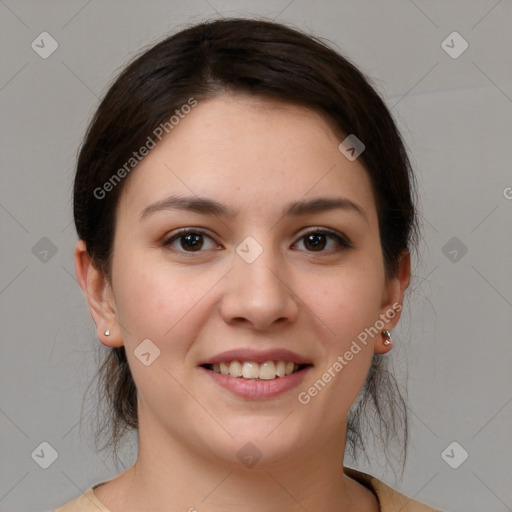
{"left": 163, "top": 229, "right": 221, "bottom": 253}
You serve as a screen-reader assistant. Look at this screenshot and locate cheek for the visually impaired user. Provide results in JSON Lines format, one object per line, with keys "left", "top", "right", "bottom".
{"left": 300, "top": 257, "right": 383, "bottom": 394}
{"left": 301, "top": 278, "right": 379, "bottom": 424}
{"left": 112, "top": 249, "right": 217, "bottom": 350}
{"left": 305, "top": 258, "right": 385, "bottom": 340}
{"left": 113, "top": 266, "right": 165, "bottom": 335}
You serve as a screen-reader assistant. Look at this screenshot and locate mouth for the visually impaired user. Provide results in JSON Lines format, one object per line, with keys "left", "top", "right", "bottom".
{"left": 201, "top": 361, "right": 310, "bottom": 380}
{"left": 198, "top": 348, "right": 313, "bottom": 399}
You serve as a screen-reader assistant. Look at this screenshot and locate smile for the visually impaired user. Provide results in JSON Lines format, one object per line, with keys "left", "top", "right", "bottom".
{"left": 203, "top": 360, "right": 306, "bottom": 380}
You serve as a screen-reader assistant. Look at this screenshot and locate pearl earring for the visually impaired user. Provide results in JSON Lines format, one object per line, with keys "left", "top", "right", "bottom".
{"left": 382, "top": 329, "right": 392, "bottom": 346}
{"left": 104, "top": 329, "right": 110, "bottom": 336}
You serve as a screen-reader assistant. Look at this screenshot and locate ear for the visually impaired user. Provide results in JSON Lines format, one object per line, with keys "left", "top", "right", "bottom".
{"left": 74, "top": 239, "right": 123, "bottom": 348}
{"left": 374, "top": 249, "right": 411, "bottom": 354}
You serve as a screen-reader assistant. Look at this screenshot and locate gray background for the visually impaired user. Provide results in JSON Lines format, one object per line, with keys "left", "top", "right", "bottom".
{"left": 1, "top": 1, "right": 511, "bottom": 511}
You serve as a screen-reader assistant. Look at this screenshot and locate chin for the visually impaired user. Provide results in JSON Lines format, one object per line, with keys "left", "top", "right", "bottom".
{"left": 211, "top": 419, "right": 309, "bottom": 468}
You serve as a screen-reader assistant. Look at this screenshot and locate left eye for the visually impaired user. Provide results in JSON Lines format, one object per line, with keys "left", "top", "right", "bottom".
{"left": 293, "top": 229, "right": 352, "bottom": 252}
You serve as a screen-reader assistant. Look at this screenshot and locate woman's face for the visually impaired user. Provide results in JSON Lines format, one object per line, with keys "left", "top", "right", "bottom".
{"left": 89, "top": 94, "right": 408, "bottom": 467}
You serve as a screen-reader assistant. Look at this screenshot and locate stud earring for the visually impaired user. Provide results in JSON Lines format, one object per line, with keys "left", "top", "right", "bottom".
{"left": 382, "top": 329, "right": 392, "bottom": 346}
{"left": 104, "top": 329, "right": 110, "bottom": 336}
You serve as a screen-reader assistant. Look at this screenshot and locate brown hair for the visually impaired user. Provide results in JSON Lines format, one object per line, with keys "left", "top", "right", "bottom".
{"left": 75, "top": 17, "right": 418, "bottom": 473}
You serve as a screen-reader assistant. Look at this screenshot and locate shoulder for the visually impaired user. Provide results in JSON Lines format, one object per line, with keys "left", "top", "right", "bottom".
{"left": 53, "top": 470, "right": 442, "bottom": 511}
{"left": 53, "top": 485, "right": 112, "bottom": 512}
{"left": 343, "top": 467, "right": 443, "bottom": 512}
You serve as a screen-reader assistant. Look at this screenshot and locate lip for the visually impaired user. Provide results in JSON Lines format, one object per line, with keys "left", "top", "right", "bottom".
{"left": 198, "top": 348, "right": 312, "bottom": 366}
{"left": 201, "top": 365, "right": 312, "bottom": 400}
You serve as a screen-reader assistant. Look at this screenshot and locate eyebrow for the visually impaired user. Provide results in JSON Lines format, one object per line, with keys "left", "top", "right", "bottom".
{"left": 139, "top": 195, "right": 367, "bottom": 223}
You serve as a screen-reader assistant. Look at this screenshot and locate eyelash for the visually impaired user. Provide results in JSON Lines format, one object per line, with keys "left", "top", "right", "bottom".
{"left": 162, "top": 227, "right": 353, "bottom": 255}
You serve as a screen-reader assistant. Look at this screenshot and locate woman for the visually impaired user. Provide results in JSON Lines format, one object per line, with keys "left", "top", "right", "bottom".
{"left": 55, "top": 17, "right": 441, "bottom": 511}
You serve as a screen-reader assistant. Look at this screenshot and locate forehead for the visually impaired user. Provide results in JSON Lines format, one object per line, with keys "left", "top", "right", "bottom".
{"left": 117, "top": 94, "right": 377, "bottom": 225}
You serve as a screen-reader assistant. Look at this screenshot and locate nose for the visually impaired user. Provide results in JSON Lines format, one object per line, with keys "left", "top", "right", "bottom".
{"left": 219, "top": 241, "right": 299, "bottom": 331}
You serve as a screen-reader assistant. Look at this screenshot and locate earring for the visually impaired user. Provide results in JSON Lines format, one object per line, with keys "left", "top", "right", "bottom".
{"left": 104, "top": 329, "right": 110, "bottom": 336}
{"left": 382, "top": 329, "right": 392, "bottom": 346}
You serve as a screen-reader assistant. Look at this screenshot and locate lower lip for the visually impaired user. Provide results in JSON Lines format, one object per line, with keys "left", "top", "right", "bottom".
{"left": 201, "top": 366, "right": 311, "bottom": 400}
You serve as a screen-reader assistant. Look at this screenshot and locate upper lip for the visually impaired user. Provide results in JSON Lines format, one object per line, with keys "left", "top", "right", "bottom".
{"left": 198, "top": 348, "right": 313, "bottom": 366}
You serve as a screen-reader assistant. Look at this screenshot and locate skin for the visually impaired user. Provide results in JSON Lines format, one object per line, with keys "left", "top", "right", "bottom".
{"left": 75, "top": 93, "right": 410, "bottom": 512}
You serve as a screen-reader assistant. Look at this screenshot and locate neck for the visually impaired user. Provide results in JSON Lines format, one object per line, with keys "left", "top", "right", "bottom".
{"left": 99, "top": 408, "right": 376, "bottom": 512}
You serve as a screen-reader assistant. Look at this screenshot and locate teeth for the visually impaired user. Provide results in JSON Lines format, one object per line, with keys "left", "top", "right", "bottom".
{"left": 242, "top": 362, "right": 259, "bottom": 379}
{"left": 276, "top": 360, "right": 286, "bottom": 377}
{"left": 210, "top": 360, "right": 302, "bottom": 380}
{"left": 229, "top": 361, "right": 243, "bottom": 377}
{"left": 219, "top": 362, "right": 229, "bottom": 375}
{"left": 259, "top": 361, "right": 276, "bottom": 380}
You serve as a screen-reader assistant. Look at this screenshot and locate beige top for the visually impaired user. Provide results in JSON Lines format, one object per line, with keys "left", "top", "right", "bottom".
{"left": 53, "top": 467, "right": 442, "bottom": 511}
